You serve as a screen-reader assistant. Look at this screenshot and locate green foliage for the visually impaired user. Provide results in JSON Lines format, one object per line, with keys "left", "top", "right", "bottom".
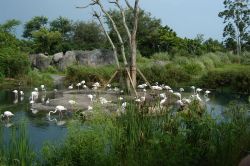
{"left": 73, "top": 21, "right": 106, "bottom": 50}
{"left": 218, "top": 0, "right": 250, "bottom": 53}
{"left": 32, "top": 28, "right": 62, "bottom": 54}
{"left": 23, "top": 16, "right": 48, "bottom": 38}
{"left": 200, "top": 65, "right": 250, "bottom": 93}
{"left": 66, "top": 65, "right": 116, "bottom": 85}
{"left": 0, "top": 121, "right": 35, "bottom": 165}
{"left": 140, "top": 63, "right": 192, "bottom": 86}
{"left": 0, "top": 47, "right": 30, "bottom": 78}
{"left": 21, "top": 70, "right": 53, "bottom": 87}
{"left": 0, "top": 19, "right": 21, "bottom": 33}
{"left": 50, "top": 16, "right": 73, "bottom": 39}
{"left": 42, "top": 102, "right": 250, "bottom": 166}
{"left": 151, "top": 52, "right": 171, "bottom": 61}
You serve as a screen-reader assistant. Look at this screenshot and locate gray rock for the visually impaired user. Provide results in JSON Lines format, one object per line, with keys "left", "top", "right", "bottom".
{"left": 76, "top": 49, "right": 115, "bottom": 66}
{"left": 57, "top": 51, "right": 77, "bottom": 71}
{"left": 29, "top": 53, "right": 52, "bottom": 70}
{"left": 53, "top": 52, "right": 64, "bottom": 63}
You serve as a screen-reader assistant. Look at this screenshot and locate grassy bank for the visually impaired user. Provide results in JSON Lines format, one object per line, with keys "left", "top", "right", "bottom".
{"left": 65, "top": 52, "right": 250, "bottom": 93}
{"left": 0, "top": 102, "right": 249, "bottom": 165}
{"left": 41, "top": 102, "right": 250, "bottom": 166}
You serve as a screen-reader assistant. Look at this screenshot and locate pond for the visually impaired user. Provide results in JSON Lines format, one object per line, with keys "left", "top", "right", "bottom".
{"left": 0, "top": 87, "right": 249, "bottom": 152}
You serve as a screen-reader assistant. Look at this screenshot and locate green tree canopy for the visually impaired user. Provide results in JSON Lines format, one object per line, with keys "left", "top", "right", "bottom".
{"left": 73, "top": 21, "right": 106, "bottom": 50}
{"left": 32, "top": 28, "right": 62, "bottom": 54}
{"left": 23, "top": 16, "right": 48, "bottom": 38}
{"left": 219, "top": 0, "right": 250, "bottom": 54}
{"left": 50, "top": 16, "right": 73, "bottom": 39}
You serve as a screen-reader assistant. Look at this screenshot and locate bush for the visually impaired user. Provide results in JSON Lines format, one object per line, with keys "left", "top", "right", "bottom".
{"left": 199, "top": 56, "right": 215, "bottom": 69}
{"left": 21, "top": 70, "right": 53, "bottom": 87}
{"left": 183, "top": 60, "right": 205, "bottom": 75}
{"left": 0, "top": 47, "right": 30, "bottom": 78}
{"left": 205, "top": 53, "right": 222, "bottom": 67}
{"left": 173, "top": 56, "right": 190, "bottom": 65}
{"left": 42, "top": 102, "right": 250, "bottom": 166}
{"left": 151, "top": 52, "right": 171, "bottom": 61}
{"left": 140, "top": 63, "right": 192, "bottom": 86}
{"left": 66, "top": 65, "right": 116, "bottom": 85}
{"left": 199, "top": 65, "right": 250, "bottom": 93}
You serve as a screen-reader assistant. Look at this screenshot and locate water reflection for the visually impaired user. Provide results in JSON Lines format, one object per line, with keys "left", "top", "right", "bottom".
{"left": 0, "top": 88, "right": 248, "bottom": 151}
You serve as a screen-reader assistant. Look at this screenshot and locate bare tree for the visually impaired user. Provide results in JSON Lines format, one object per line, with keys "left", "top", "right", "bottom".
{"left": 77, "top": 0, "right": 147, "bottom": 94}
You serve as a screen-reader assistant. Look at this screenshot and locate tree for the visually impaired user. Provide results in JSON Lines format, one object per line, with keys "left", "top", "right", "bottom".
{"left": 23, "top": 16, "right": 48, "bottom": 38}
{"left": 78, "top": 0, "right": 141, "bottom": 93}
{"left": 73, "top": 21, "right": 106, "bottom": 50}
{"left": 203, "top": 38, "right": 225, "bottom": 52}
{"left": 0, "top": 19, "right": 21, "bottom": 33}
{"left": 219, "top": 0, "right": 250, "bottom": 55}
{"left": 32, "top": 28, "right": 62, "bottom": 54}
{"left": 50, "top": 16, "right": 73, "bottom": 39}
{"left": 107, "top": 9, "right": 162, "bottom": 57}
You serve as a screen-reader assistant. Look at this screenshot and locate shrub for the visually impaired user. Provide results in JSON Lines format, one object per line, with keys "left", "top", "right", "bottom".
{"left": 0, "top": 47, "right": 30, "bottom": 78}
{"left": 173, "top": 56, "right": 190, "bottom": 65}
{"left": 183, "top": 60, "right": 205, "bottom": 75}
{"left": 151, "top": 52, "right": 171, "bottom": 61}
{"left": 199, "top": 56, "right": 215, "bottom": 69}
{"left": 205, "top": 53, "right": 222, "bottom": 67}
{"left": 21, "top": 69, "right": 53, "bottom": 87}
{"left": 199, "top": 65, "right": 250, "bottom": 93}
{"left": 66, "top": 65, "right": 116, "bottom": 85}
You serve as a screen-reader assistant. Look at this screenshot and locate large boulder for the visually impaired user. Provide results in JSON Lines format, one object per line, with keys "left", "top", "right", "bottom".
{"left": 29, "top": 53, "right": 52, "bottom": 70}
{"left": 54, "top": 49, "right": 115, "bottom": 71}
{"left": 57, "top": 51, "right": 77, "bottom": 71}
{"left": 52, "top": 52, "right": 64, "bottom": 63}
{"left": 76, "top": 49, "right": 115, "bottom": 66}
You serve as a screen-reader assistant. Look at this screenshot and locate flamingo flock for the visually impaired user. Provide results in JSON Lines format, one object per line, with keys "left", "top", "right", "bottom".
{"left": 2, "top": 80, "right": 212, "bottom": 126}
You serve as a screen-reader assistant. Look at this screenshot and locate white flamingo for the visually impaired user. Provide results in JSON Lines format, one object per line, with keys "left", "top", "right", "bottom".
{"left": 1, "top": 111, "right": 14, "bottom": 121}
{"left": 48, "top": 105, "right": 67, "bottom": 117}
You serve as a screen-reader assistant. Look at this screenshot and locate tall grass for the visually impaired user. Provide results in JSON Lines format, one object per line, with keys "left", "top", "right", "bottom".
{"left": 0, "top": 121, "right": 35, "bottom": 166}
{"left": 42, "top": 102, "right": 250, "bottom": 166}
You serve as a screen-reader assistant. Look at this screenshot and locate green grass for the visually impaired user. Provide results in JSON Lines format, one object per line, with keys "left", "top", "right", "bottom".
{"left": 41, "top": 101, "right": 250, "bottom": 166}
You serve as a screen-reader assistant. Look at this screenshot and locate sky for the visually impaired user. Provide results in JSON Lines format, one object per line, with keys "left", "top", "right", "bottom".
{"left": 0, "top": 0, "right": 225, "bottom": 40}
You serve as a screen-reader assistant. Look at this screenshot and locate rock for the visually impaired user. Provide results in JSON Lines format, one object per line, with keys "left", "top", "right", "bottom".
{"left": 30, "top": 49, "right": 116, "bottom": 71}
{"left": 52, "top": 52, "right": 64, "bottom": 63}
{"left": 76, "top": 49, "right": 115, "bottom": 66}
{"left": 29, "top": 53, "right": 52, "bottom": 70}
{"left": 57, "top": 51, "right": 77, "bottom": 71}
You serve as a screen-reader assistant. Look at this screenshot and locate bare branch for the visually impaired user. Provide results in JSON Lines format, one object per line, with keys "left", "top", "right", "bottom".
{"left": 111, "top": 0, "right": 132, "bottom": 45}
{"left": 76, "top": 2, "right": 96, "bottom": 9}
{"left": 95, "top": 0, "right": 128, "bottom": 66}
{"left": 125, "top": 0, "right": 133, "bottom": 9}
{"left": 93, "top": 10, "right": 120, "bottom": 68}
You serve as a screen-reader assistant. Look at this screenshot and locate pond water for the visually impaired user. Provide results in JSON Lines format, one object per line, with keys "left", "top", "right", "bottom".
{"left": 0, "top": 87, "right": 249, "bottom": 152}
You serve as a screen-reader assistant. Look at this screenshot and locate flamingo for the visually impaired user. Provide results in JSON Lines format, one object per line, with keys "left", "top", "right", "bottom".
{"left": 76, "top": 83, "right": 81, "bottom": 91}
{"left": 20, "top": 91, "right": 24, "bottom": 96}
{"left": 48, "top": 105, "right": 67, "bottom": 117}
{"left": 41, "top": 85, "right": 46, "bottom": 91}
{"left": 160, "top": 96, "right": 167, "bottom": 108}
{"left": 191, "top": 86, "right": 196, "bottom": 94}
{"left": 204, "top": 90, "right": 211, "bottom": 97}
{"left": 173, "top": 92, "right": 182, "bottom": 100}
{"left": 12, "top": 90, "right": 18, "bottom": 97}
{"left": 68, "top": 84, "right": 73, "bottom": 90}
{"left": 1, "top": 111, "right": 14, "bottom": 121}
{"left": 87, "top": 94, "right": 94, "bottom": 101}
{"left": 179, "top": 88, "right": 184, "bottom": 92}
{"left": 68, "top": 100, "right": 77, "bottom": 110}
{"left": 45, "top": 98, "right": 50, "bottom": 105}
{"left": 81, "top": 80, "right": 85, "bottom": 85}
{"left": 99, "top": 97, "right": 111, "bottom": 104}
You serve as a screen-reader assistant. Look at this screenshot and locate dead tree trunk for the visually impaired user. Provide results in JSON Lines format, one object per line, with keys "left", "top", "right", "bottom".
{"left": 93, "top": 11, "right": 120, "bottom": 68}
{"left": 130, "top": 0, "right": 140, "bottom": 87}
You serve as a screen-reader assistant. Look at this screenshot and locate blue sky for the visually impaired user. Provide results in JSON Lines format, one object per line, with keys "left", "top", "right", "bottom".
{"left": 0, "top": 0, "right": 224, "bottom": 40}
